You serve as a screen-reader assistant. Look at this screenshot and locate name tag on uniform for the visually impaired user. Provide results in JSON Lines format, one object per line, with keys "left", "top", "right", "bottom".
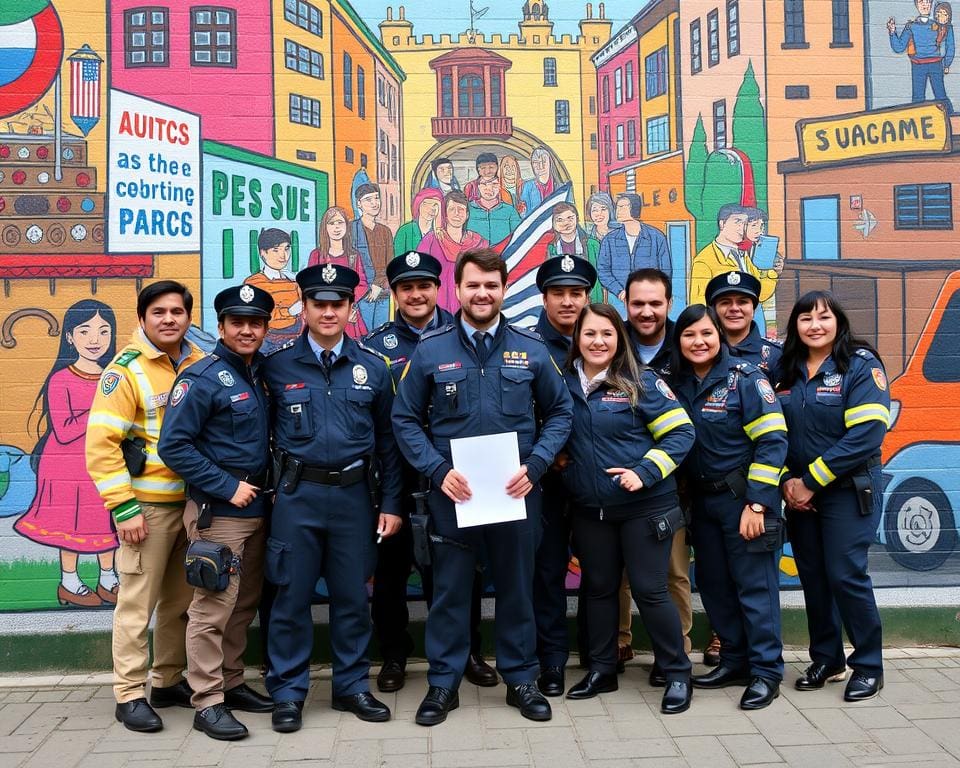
{"left": 285, "top": 382, "right": 305, "bottom": 390}
{"left": 230, "top": 392, "right": 250, "bottom": 403}
{"left": 147, "top": 393, "right": 168, "bottom": 409}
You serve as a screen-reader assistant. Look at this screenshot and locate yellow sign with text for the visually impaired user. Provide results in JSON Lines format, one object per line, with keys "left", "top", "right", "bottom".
{"left": 798, "top": 102, "right": 951, "bottom": 166}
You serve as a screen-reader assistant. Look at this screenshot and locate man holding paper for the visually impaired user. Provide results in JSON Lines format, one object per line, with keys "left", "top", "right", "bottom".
{"left": 392, "top": 248, "right": 574, "bottom": 726}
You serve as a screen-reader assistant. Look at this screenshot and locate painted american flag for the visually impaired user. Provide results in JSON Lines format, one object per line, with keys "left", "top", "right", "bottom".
{"left": 69, "top": 57, "right": 100, "bottom": 136}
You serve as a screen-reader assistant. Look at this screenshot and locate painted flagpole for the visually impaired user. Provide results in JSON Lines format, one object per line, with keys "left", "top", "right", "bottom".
{"left": 54, "top": 70, "right": 61, "bottom": 182}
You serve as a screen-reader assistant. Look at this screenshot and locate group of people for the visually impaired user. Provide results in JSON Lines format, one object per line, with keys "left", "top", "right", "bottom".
{"left": 84, "top": 242, "right": 890, "bottom": 741}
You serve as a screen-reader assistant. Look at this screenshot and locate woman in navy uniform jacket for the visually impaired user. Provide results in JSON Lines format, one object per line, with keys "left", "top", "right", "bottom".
{"left": 559, "top": 303, "right": 695, "bottom": 714}
{"left": 669, "top": 304, "right": 788, "bottom": 711}
{"left": 777, "top": 290, "right": 890, "bottom": 703}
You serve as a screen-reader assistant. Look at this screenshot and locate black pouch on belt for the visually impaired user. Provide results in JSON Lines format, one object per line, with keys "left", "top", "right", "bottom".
{"left": 185, "top": 538, "right": 238, "bottom": 591}
{"left": 648, "top": 505, "right": 684, "bottom": 541}
{"left": 851, "top": 473, "right": 874, "bottom": 517}
{"left": 745, "top": 513, "right": 785, "bottom": 553}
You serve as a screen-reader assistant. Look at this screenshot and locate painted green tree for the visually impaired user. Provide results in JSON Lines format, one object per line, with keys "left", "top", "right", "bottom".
{"left": 685, "top": 115, "right": 710, "bottom": 252}
{"left": 731, "top": 60, "right": 768, "bottom": 215}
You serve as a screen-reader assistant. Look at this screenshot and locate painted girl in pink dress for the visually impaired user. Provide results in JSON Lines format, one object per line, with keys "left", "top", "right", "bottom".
{"left": 308, "top": 206, "right": 370, "bottom": 339}
{"left": 418, "top": 190, "right": 489, "bottom": 312}
{"left": 15, "top": 300, "right": 119, "bottom": 608}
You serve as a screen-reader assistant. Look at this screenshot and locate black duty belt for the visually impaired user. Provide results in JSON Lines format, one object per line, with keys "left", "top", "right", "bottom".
{"left": 292, "top": 460, "right": 366, "bottom": 487}
{"left": 696, "top": 477, "right": 730, "bottom": 493}
{"left": 225, "top": 467, "right": 269, "bottom": 489}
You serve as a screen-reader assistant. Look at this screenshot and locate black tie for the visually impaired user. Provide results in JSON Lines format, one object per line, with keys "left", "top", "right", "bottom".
{"left": 321, "top": 349, "right": 334, "bottom": 375}
{"left": 473, "top": 330, "right": 490, "bottom": 362}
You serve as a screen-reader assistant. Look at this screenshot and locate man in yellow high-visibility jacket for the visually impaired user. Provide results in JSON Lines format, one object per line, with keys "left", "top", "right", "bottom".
{"left": 86, "top": 280, "right": 205, "bottom": 733}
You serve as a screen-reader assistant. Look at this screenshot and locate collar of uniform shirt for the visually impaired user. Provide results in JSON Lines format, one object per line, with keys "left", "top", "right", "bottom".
{"left": 460, "top": 313, "right": 500, "bottom": 343}
{"left": 574, "top": 358, "right": 609, "bottom": 397}
{"left": 139, "top": 327, "right": 193, "bottom": 369}
{"left": 307, "top": 332, "right": 345, "bottom": 364}
{"left": 407, "top": 308, "right": 440, "bottom": 336}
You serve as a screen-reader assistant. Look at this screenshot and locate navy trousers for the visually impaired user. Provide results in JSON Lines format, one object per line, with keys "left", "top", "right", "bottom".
{"left": 534, "top": 477, "right": 571, "bottom": 669}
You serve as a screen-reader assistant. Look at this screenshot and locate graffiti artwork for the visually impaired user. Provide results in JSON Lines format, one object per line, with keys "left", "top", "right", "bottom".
{"left": 0, "top": 0, "right": 958, "bottom": 613}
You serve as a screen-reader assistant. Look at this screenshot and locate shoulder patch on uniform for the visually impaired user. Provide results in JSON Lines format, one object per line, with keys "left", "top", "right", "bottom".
{"left": 100, "top": 371, "right": 122, "bottom": 397}
{"left": 421, "top": 323, "right": 455, "bottom": 342}
{"left": 655, "top": 378, "right": 677, "bottom": 401}
{"left": 266, "top": 339, "right": 297, "bottom": 357}
{"left": 756, "top": 378, "right": 776, "bottom": 404}
{"left": 170, "top": 379, "right": 190, "bottom": 407}
{"left": 872, "top": 368, "right": 887, "bottom": 391}
{"left": 113, "top": 349, "right": 141, "bottom": 368}
{"left": 508, "top": 324, "right": 545, "bottom": 343}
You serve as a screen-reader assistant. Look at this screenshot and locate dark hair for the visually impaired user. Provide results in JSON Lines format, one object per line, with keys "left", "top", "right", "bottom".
{"left": 717, "top": 203, "right": 746, "bottom": 225}
{"left": 442, "top": 190, "right": 471, "bottom": 228}
{"left": 257, "top": 227, "right": 290, "bottom": 252}
{"left": 455, "top": 247, "right": 507, "bottom": 285}
{"left": 30, "top": 300, "right": 118, "bottom": 468}
{"left": 616, "top": 192, "right": 642, "bottom": 219}
{"left": 625, "top": 268, "right": 672, "bottom": 301}
{"left": 475, "top": 152, "right": 498, "bottom": 170}
{"left": 354, "top": 182, "right": 379, "bottom": 201}
{"left": 669, "top": 304, "right": 726, "bottom": 381}
{"left": 137, "top": 280, "right": 193, "bottom": 320}
{"left": 744, "top": 206, "right": 768, "bottom": 224}
{"left": 778, "top": 290, "right": 882, "bottom": 389}
{"left": 431, "top": 157, "right": 453, "bottom": 173}
{"left": 566, "top": 303, "right": 643, "bottom": 407}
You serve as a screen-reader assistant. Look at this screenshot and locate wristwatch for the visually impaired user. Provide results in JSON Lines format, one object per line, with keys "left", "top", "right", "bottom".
{"left": 749, "top": 503, "right": 765, "bottom": 513}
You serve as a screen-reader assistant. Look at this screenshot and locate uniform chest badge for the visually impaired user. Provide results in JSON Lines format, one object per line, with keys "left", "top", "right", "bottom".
{"left": 239, "top": 285, "right": 255, "bottom": 303}
{"left": 405, "top": 252, "right": 420, "bottom": 267}
{"left": 823, "top": 372, "right": 842, "bottom": 387}
{"left": 560, "top": 254, "right": 575, "bottom": 273}
{"left": 322, "top": 263, "right": 336, "bottom": 283}
{"left": 353, "top": 364, "right": 368, "bottom": 385}
{"left": 761, "top": 344, "right": 771, "bottom": 360}
{"left": 384, "top": 333, "right": 398, "bottom": 350}
{"left": 218, "top": 370, "right": 235, "bottom": 387}
{"left": 711, "top": 384, "right": 728, "bottom": 401}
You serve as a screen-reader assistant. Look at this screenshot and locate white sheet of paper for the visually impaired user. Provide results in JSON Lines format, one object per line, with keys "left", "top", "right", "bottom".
{"left": 449, "top": 432, "right": 526, "bottom": 528}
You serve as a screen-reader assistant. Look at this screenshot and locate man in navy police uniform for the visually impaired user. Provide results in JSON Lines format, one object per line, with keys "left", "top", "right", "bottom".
{"left": 261, "top": 263, "right": 402, "bottom": 731}
{"left": 364, "top": 251, "right": 497, "bottom": 693}
{"left": 392, "top": 248, "right": 573, "bottom": 726}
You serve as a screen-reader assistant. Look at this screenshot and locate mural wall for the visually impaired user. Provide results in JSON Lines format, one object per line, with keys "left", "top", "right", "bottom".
{"left": 0, "top": 0, "right": 958, "bottom": 612}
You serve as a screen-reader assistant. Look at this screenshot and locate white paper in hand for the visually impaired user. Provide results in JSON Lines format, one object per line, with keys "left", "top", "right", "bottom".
{"left": 449, "top": 431, "right": 527, "bottom": 528}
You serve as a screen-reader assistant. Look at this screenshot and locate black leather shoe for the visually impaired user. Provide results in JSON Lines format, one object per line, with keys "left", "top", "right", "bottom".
{"left": 565, "top": 671, "right": 618, "bottom": 700}
{"left": 506, "top": 682, "right": 552, "bottom": 721}
{"left": 464, "top": 654, "right": 499, "bottom": 687}
{"left": 115, "top": 698, "right": 163, "bottom": 732}
{"left": 844, "top": 672, "right": 883, "bottom": 702}
{"left": 661, "top": 680, "right": 692, "bottom": 714}
{"left": 795, "top": 662, "right": 848, "bottom": 691}
{"left": 224, "top": 683, "right": 273, "bottom": 713}
{"left": 415, "top": 686, "right": 460, "bottom": 726}
{"left": 150, "top": 679, "right": 193, "bottom": 709}
{"left": 332, "top": 691, "right": 391, "bottom": 722}
{"left": 691, "top": 665, "right": 751, "bottom": 689}
{"left": 537, "top": 666, "right": 565, "bottom": 697}
{"left": 271, "top": 701, "right": 303, "bottom": 733}
{"left": 740, "top": 677, "right": 780, "bottom": 710}
{"left": 703, "top": 632, "right": 721, "bottom": 667}
{"left": 377, "top": 660, "right": 406, "bottom": 693}
{"left": 193, "top": 703, "right": 248, "bottom": 741}
{"left": 649, "top": 665, "right": 666, "bottom": 688}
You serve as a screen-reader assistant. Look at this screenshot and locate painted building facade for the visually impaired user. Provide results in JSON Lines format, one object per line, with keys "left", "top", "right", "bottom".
{"left": 0, "top": 0, "right": 958, "bottom": 627}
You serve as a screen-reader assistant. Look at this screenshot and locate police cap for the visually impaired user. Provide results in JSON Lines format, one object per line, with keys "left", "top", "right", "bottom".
{"left": 387, "top": 251, "right": 442, "bottom": 287}
{"left": 705, "top": 270, "right": 761, "bottom": 306}
{"left": 536, "top": 254, "right": 598, "bottom": 292}
{"left": 215, "top": 284, "right": 275, "bottom": 320}
{"left": 296, "top": 263, "right": 360, "bottom": 301}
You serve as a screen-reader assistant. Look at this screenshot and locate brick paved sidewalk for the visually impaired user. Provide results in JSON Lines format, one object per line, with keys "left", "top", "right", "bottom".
{"left": 3, "top": 649, "right": 960, "bottom": 768}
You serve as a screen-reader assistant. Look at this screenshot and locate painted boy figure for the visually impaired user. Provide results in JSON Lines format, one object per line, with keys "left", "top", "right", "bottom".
{"left": 889, "top": 0, "right": 955, "bottom": 113}
{"left": 244, "top": 228, "right": 303, "bottom": 354}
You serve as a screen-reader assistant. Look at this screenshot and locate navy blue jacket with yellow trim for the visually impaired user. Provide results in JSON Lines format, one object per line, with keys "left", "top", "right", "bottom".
{"left": 391, "top": 313, "right": 573, "bottom": 487}
{"left": 262, "top": 332, "right": 402, "bottom": 516}
{"left": 777, "top": 349, "right": 890, "bottom": 492}
{"left": 560, "top": 367, "right": 695, "bottom": 512}
{"left": 728, "top": 322, "right": 783, "bottom": 386}
{"left": 364, "top": 307, "right": 456, "bottom": 388}
{"left": 158, "top": 341, "right": 270, "bottom": 517}
{"left": 672, "top": 348, "right": 788, "bottom": 510}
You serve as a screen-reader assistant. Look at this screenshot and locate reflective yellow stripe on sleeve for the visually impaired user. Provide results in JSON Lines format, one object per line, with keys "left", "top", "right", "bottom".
{"left": 743, "top": 412, "right": 787, "bottom": 441}
{"left": 844, "top": 403, "right": 891, "bottom": 428}
{"left": 808, "top": 456, "right": 836, "bottom": 487}
{"left": 644, "top": 448, "right": 678, "bottom": 480}
{"left": 748, "top": 462, "right": 782, "bottom": 487}
{"left": 646, "top": 407, "right": 693, "bottom": 441}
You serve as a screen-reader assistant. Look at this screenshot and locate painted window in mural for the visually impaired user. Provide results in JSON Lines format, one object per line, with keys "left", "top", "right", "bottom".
{"left": 707, "top": 9, "right": 720, "bottom": 67}
{"left": 784, "top": 0, "right": 807, "bottom": 47}
{"left": 543, "top": 56, "right": 557, "bottom": 86}
{"left": 690, "top": 19, "right": 702, "bottom": 74}
{"left": 645, "top": 46, "right": 668, "bottom": 100}
{"left": 190, "top": 7, "right": 236, "bottom": 67}
{"left": 124, "top": 7, "right": 167, "bottom": 67}
{"left": 285, "top": 39, "right": 323, "bottom": 79}
{"left": 832, "top": 0, "right": 851, "bottom": 46}
{"left": 726, "top": 0, "right": 740, "bottom": 57}
{"left": 894, "top": 183, "right": 953, "bottom": 230}
{"left": 285, "top": 0, "right": 322, "bottom": 36}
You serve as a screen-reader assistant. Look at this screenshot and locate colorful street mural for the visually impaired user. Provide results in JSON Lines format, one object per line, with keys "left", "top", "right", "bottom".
{"left": 0, "top": 0, "right": 958, "bottom": 613}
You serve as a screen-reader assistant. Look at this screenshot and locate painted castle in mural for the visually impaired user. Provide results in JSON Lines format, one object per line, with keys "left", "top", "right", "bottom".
{"left": 0, "top": 0, "right": 958, "bottom": 610}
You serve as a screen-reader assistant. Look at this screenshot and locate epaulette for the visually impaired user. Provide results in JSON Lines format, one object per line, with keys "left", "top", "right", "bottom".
{"left": 184, "top": 354, "right": 220, "bottom": 378}
{"left": 266, "top": 339, "right": 297, "bottom": 357}
{"left": 367, "top": 321, "right": 393, "bottom": 338}
{"left": 421, "top": 323, "right": 455, "bottom": 341}
{"left": 507, "top": 325, "right": 545, "bottom": 343}
{"left": 854, "top": 348, "right": 877, "bottom": 361}
{"left": 356, "top": 341, "right": 390, "bottom": 366}
{"left": 113, "top": 349, "right": 141, "bottom": 368}
{"left": 762, "top": 336, "right": 783, "bottom": 349}
{"left": 733, "top": 360, "right": 761, "bottom": 375}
